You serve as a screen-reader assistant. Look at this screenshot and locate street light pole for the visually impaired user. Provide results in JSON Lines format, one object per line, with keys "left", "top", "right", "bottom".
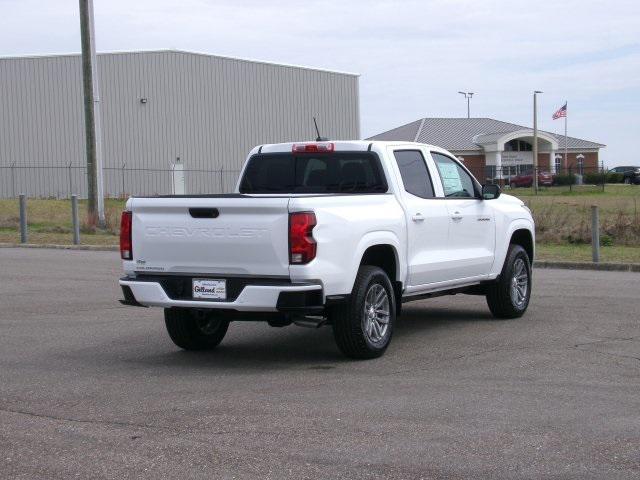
{"left": 533, "top": 90, "right": 543, "bottom": 193}
{"left": 458, "top": 91, "right": 474, "bottom": 118}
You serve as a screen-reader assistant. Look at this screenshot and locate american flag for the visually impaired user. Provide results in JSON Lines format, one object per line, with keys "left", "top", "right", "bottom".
{"left": 552, "top": 103, "right": 567, "bottom": 120}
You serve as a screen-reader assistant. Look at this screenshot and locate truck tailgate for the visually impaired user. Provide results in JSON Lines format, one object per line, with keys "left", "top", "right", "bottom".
{"left": 129, "top": 196, "right": 291, "bottom": 276}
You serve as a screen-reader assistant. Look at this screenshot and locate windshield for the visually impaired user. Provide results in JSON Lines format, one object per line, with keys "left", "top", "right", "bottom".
{"left": 239, "top": 152, "right": 388, "bottom": 194}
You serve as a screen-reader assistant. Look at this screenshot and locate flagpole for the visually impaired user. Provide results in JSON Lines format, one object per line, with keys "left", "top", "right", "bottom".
{"left": 564, "top": 101, "right": 568, "bottom": 173}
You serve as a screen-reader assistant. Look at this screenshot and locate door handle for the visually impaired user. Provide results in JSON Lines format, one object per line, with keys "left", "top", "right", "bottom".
{"left": 412, "top": 213, "right": 425, "bottom": 222}
{"left": 451, "top": 211, "right": 463, "bottom": 221}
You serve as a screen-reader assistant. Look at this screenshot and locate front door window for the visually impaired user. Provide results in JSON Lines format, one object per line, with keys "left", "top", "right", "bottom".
{"left": 431, "top": 153, "right": 477, "bottom": 198}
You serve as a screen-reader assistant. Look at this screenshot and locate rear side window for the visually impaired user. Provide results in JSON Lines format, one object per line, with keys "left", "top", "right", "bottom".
{"left": 239, "top": 153, "right": 387, "bottom": 194}
{"left": 393, "top": 150, "right": 435, "bottom": 198}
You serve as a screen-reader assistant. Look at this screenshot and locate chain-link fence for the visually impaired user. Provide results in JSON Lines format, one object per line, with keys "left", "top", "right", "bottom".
{"left": 464, "top": 164, "right": 616, "bottom": 194}
{"left": 0, "top": 162, "right": 630, "bottom": 199}
{"left": 0, "top": 164, "right": 241, "bottom": 199}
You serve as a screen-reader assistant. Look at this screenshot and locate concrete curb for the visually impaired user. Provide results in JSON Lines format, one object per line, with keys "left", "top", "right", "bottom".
{"left": 535, "top": 260, "right": 640, "bottom": 273}
{"left": 1, "top": 243, "right": 639, "bottom": 272}
{"left": 0, "top": 243, "right": 118, "bottom": 252}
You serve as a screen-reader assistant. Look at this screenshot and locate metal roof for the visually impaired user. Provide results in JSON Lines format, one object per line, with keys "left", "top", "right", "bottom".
{"left": 0, "top": 49, "right": 360, "bottom": 77}
{"left": 367, "top": 117, "right": 605, "bottom": 151}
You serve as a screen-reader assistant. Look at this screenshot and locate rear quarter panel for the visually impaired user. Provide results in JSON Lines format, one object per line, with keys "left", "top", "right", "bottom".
{"left": 288, "top": 194, "right": 406, "bottom": 297}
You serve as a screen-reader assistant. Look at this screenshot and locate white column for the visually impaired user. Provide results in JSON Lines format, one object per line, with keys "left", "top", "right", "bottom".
{"left": 550, "top": 150, "right": 556, "bottom": 174}
{"left": 495, "top": 151, "right": 502, "bottom": 179}
{"left": 483, "top": 148, "right": 503, "bottom": 181}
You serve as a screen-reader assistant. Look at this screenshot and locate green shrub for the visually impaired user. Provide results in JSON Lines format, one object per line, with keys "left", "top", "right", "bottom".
{"left": 581, "top": 171, "right": 623, "bottom": 184}
{"left": 606, "top": 172, "right": 625, "bottom": 184}
{"left": 600, "top": 234, "right": 614, "bottom": 246}
{"left": 583, "top": 172, "right": 605, "bottom": 185}
{"left": 554, "top": 173, "right": 577, "bottom": 185}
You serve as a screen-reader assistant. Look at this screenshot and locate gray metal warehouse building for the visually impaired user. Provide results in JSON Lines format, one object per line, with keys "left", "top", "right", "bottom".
{"left": 0, "top": 50, "right": 360, "bottom": 198}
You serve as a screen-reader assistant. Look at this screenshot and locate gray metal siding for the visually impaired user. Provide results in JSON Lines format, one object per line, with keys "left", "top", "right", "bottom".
{"left": 0, "top": 50, "right": 359, "bottom": 197}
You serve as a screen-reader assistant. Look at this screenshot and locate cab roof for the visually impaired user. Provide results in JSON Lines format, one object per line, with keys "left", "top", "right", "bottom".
{"left": 252, "top": 140, "right": 444, "bottom": 155}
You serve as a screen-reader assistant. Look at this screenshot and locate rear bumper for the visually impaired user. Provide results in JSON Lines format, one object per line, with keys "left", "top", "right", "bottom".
{"left": 119, "top": 276, "right": 323, "bottom": 312}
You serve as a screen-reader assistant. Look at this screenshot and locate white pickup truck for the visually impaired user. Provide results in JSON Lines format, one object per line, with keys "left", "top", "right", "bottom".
{"left": 119, "top": 140, "right": 534, "bottom": 359}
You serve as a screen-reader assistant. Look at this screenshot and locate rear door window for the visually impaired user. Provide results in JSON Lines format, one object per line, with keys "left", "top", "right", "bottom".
{"left": 393, "top": 150, "right": 435, "bottom": 198}
{"left": 239, "top": 152, "right": 388, "bottom": 194}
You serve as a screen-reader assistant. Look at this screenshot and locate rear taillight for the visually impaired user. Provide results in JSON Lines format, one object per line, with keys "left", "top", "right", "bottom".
{"left": 289, "top": 212, "right": 316, "bottom": 264}
{"left": 120, "top": 211, "right": 132, "bottom": 260}
{"left": 292, "top": 142, "right": 334, "bottom": 153}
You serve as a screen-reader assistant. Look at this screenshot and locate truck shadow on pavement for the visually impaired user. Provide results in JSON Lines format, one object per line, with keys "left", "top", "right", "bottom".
{"left": 126, "top": 304, "right": 495, "bottom": 371}
{"left": 394, "top": 305, "right": 494, "bottom": 339}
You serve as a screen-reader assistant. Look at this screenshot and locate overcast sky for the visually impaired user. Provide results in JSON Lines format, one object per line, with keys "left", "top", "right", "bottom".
{"left": 1, "top": 0, "right": 639, "bottom": 165}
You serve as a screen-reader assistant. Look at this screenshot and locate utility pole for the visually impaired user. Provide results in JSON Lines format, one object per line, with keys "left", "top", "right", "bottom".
{"left": 564, "top": 100, "right": 568, "bottom": 172}
{"left": 79, "top": 0, "right": 105, "bottom": 227}
{"left": 458, "top": 91, "right": 474, "bottom": 118}
{"left": 533, "top": 91, "right": 543, "bottom": 193}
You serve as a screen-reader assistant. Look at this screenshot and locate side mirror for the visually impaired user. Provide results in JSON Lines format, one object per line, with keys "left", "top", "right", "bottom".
{"left": 482, "top": 184, "right": 501, "bottom": 200}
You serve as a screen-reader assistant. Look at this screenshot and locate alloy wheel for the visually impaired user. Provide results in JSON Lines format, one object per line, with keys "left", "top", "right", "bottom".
{"left": 362, "top": 284, "right": 390, "bottom": 343}
{"left": 510, "top": 258, "right": 529, "bottom": 308}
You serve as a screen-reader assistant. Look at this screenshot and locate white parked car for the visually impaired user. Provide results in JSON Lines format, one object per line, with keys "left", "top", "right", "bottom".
{"left": 119, "top": 141, "right": 534, "bottom": 359}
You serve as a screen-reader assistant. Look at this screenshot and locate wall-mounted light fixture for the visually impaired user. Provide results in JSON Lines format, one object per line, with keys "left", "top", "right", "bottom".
{"left": 140, "top": 98, "right": 148, "bottom": 104}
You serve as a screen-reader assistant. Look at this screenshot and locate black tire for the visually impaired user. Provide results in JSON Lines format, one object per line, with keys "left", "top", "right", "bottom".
{"left": 486, "top": 244, "right": 532, "bottom": 319}
{"left": 164, "top": 308, "right": 230, "bottom": 350}
{"left": 330, "top": 266, "right": 396, "bottom": 359}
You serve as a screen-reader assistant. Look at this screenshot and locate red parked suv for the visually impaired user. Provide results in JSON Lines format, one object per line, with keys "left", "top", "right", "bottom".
{"left": 509, "top": 170, "right": 554, "bottom": 187}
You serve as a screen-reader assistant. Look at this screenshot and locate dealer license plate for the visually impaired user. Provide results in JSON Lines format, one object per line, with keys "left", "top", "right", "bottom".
{"left": 192, "top": 279, "right": 226, "bottom": 300}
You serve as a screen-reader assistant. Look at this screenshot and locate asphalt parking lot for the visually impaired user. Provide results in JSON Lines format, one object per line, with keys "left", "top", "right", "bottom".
{"left": 0, "top": 248, "right": 638, "bottom": 479}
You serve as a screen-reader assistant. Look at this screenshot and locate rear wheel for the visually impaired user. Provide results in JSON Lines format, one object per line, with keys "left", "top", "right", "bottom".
{"left": 164, "top": 308, "right": 230, "bottom": 350}
{"left": 330, "top": 266, "right": 396, "bottom": 359}
{"left": 486, "top": 244, "right": 532, "bottom": 319}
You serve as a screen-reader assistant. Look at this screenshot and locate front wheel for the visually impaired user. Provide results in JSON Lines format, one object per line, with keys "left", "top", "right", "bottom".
{"left": 164, "top": 308, "right": 230, "bottom": 350}
{"left": 330, "top": 266, "right": 396, "bottom": 359}
{"left": 486, "top": 244, "right": 532, "bottom": 318}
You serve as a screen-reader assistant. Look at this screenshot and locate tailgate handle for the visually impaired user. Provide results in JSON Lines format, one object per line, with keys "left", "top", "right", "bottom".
{"left": 189, "top": 208, "right": 219, "bottom": 218}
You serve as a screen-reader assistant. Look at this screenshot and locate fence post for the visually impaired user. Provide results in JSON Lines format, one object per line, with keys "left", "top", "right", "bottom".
{"left": 11, "top": 162, "right": 16, "bottom": 198}
{"left": 67, "top": 161, "right": 73, "bottom": 198}
{"left": 591, "top": 205, "right": 600, "bottom": 263}
{"left": 569, "top": 166, "right": 573, "bottom": 193}
{"left": 19, "top": 194, "right": 28, "bottom": 244}
{"left": 121, "top": 162, "right": 126, "bottom": 197}
{"left": 71, "top": 194, "right": 80, "bottom": 245}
